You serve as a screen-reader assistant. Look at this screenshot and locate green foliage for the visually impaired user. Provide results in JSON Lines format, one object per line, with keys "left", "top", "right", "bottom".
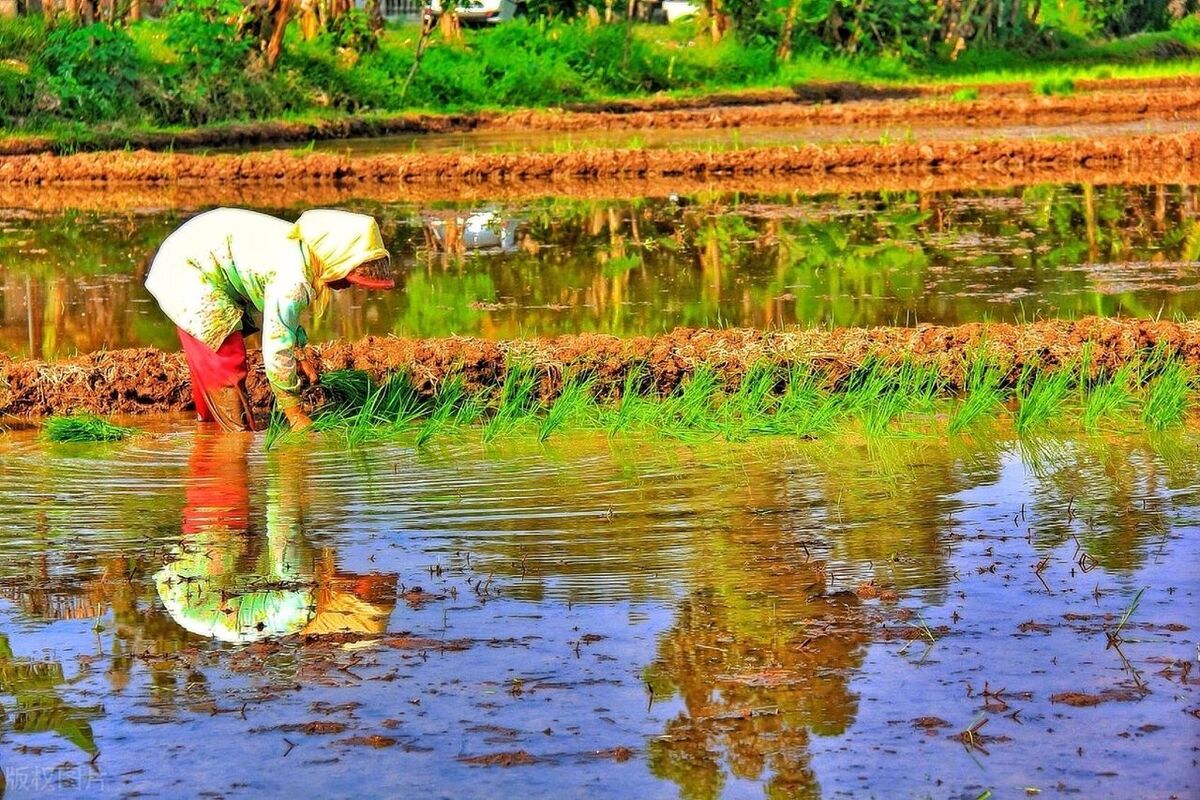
{"left": 951, "top": 87, "right": 980, "bottom": 102}
{"left": 1, "top": 4, "right": 1199, "bottom": 135}
{"left": 39, "top": 23, "right": 142, "bottom": 122}
{"left": 43, "top": 415, "right": 138, "bottom": 443}
{"left": 1085, "top": 0, "right": 1180, "bottom": 37}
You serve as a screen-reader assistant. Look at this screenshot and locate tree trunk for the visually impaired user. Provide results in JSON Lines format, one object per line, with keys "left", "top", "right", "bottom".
{"left": 265, "top": 0, "right": 294, "bottom": 70}
{"left": 776, "top": 0, "right": 801, "bottom": 60}
{"left": 128, "top": 0, "right": 141, "bottom": 21}
{"left": 365, "top": 0, "right": 383, "bottom": 32}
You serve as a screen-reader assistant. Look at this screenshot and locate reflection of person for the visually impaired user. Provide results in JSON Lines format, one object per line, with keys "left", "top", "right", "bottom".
{"left": 146, "top": 208, "right": 395, "bottom": 432}
{"left": 154, "top": 431, "right": 396, "bottom": 644}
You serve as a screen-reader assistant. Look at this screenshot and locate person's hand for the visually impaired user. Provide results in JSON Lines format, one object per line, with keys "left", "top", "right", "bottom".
{"left": 284, "top": 406, "right": 314, "bottom": 432}
{"left": 297, "top": 353, "right": 320, "bottom": 386}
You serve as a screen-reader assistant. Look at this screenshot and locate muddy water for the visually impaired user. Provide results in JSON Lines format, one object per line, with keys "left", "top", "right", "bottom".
{"left": 1, "top": 183, "right": 1197, "bottom": 359}
{"left": 0, "top": 426, "right": 1196, "bottom": 798}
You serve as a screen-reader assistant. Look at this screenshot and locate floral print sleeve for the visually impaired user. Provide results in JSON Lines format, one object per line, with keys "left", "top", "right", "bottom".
{"left": 261, "top": 280, "right": 312, "bottom": 410}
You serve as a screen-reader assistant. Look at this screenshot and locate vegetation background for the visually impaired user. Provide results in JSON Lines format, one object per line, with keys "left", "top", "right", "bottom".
{"left": 0, "top": 1, "right": 1198, "bottom": 141}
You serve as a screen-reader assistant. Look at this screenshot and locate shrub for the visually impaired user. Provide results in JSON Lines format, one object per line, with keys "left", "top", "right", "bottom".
{"left": 0, "top": 62, "right": 40, "bottom": 125}
{"left": 39, "top": 23, "right": 143, "bottom": 123}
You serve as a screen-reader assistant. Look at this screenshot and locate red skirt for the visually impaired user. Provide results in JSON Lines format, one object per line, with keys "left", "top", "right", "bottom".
{"left": 178, "top": 328, "right": 257, "bottom": 431}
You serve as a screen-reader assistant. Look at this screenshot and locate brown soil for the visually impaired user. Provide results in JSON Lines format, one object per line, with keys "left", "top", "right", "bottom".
{"left": 2, "top": 78, "right": 1197, "bottom": 156}
{"left": 4, "top": 318, "right": 1197, "bottom": 420}
{"left": 459, "top": 750, "right": 541, "bottom": 767}
{"left": 3, "top": 131, "right": 1196, "bottom": 192}
{"left": 1050, "top": 689, "right": 1146, "bottom": 707}
{"left": 334, "top": 735, "right": 398, "bottom": 748}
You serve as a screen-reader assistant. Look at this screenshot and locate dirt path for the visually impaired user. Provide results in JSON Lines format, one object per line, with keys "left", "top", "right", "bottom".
{"left": 3, "top": 318, "right": 1196, "bottom": 418}
{"left": 1, "top": 78, "right": 1197, "bottom": 156}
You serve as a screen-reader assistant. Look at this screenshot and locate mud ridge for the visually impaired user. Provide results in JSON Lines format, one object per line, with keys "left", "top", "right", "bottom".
{"left": 2, "top": 318, "right": 1197, "bottom": 419}
{"left": 4, "top": 159, "right": 1198, "bottom": 213}
{"left": 1, "top": 131, "right": 1197, "bottom": 196}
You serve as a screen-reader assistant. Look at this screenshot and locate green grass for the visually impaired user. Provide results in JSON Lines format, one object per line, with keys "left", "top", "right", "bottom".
{"left": 265, "top": 351, "right": 1198, "bottom": 449}
{"left": 3, "top": 11, "right": 1199, "bottom": 149}
{"left": 1034, "top": 76, "right": 1076, "bottom": 96}
{"left": 43, "top": 414, "right": 138, "bottom": 442}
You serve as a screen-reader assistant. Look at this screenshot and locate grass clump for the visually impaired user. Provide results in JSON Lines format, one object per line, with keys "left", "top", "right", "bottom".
{"left": 950, "top": 87, "right": 979, "bottom": 102}
{"left": 1034, "top": 76, "right": 1076, "bottom": 95}
{"left": 44, "top": 414, "right": 137, "bottom": 443}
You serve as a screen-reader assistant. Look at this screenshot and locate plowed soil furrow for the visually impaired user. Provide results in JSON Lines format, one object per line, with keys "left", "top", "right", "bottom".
{"left": 3, "top": 318, "right": 1196, "bottom": 418}
{"left": 1, "top": 132, "right": 1196, "bottom": 194}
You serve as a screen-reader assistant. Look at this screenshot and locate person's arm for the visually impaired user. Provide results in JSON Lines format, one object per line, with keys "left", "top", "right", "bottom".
{"left": 262, "top": 281, "right": 314, "bottom": 430}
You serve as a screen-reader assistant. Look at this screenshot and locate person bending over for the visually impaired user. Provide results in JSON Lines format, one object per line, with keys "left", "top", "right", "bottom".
{"left": 147, "top": 208, "right": 394, "bottom": 432}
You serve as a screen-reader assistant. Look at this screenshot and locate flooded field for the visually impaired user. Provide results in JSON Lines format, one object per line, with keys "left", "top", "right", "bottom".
{"left": 0, "top": 426, "right": 1196, "bottom": 797}
{"left": 1, "top": 182, "right": 1197, "bottom": 359}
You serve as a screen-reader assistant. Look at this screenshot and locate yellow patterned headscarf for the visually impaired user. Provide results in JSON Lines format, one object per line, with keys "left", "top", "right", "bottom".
{"left": 289, "top": 209, "right": 391, "bottom": 316}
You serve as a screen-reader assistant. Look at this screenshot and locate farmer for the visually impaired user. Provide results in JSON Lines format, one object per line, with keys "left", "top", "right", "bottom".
{"left": 146, "top": 208, "right": 394, "bottom": 432}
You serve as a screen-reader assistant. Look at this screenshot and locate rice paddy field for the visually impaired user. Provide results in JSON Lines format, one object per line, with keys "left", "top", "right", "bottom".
{"left": 1, "top": 86, "right": 1198, "bottom": 798}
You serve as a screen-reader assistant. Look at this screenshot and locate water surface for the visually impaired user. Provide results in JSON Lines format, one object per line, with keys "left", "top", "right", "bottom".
{"left": 0, "top": 427, "right": 1196, "bottom": 797}
{"left": 1, "top": 183, "right": 1197, "bottom": 359}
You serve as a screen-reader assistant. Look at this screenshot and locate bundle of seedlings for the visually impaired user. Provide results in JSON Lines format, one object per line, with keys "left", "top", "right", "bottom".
{"left": 42, "top": 414, "right": 139, "bottom": 443}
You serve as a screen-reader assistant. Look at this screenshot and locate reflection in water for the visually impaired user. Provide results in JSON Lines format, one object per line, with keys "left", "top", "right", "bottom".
{"left": 156, "top": 432, "right": 396, "bottom": 643}
{"left": 0, "top": 429, "right": 1195, "bottom": 796}
{"left": 1, "top": 183, "right": 1197, "bottom": 357}
{"left": 0, "top": 634, "right": 101, "bottom": 756}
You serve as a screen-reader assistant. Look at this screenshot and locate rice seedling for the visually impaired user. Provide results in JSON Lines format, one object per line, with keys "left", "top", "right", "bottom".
{"left": 1141, "top": 359, "right": 1194, "bottom": 430}
{"left": 1081, "top": 364, "right": 1137, "bottom": 431}
{"left": 304, "top": 369, "right": 432, "bottom": 447}
{"left": 318, "top": 369, "right": 374, "bottom": 411}
{"left": 253, "top": 352, "right": 1198, "bottom": 449}
{"left": 264, "top": 408, "right": 290, "bottom": 450}
{"left": 778, "top": 366, "right": 843, "bottom": 437}
{"left": 538, "top": 376, "right": 597, "bottom": 442}
{"left": 1014, "top": 363, "right": 1075, "bottom": 434}
{"left": 949, "top": 356, "right": 1006, "bottom": 433}
{"left": 415, "top": 376, "right": 468, "bottom": 447}
{"left": 867, "top": 361, "right": 942, "bottom": 436}
{"left": 654, "top": 365, "right": 723, "bottom": 439}
{"left": 484, "top": 362, "right": 540, "bottom": 442}
{"left": 43, "top": 414, "right": 138, "bottom": 443}
{"left": 604, "top": 365, "right": 654, "bottom": 436}
{"left": 714, "top": 362, "right": 781, "bottom": 440}
{"left": 836, "top": 358, "right": 942, "bottom": 436}
{"left": 1107, "top": 586, "right": 1147, "bottom": 648}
